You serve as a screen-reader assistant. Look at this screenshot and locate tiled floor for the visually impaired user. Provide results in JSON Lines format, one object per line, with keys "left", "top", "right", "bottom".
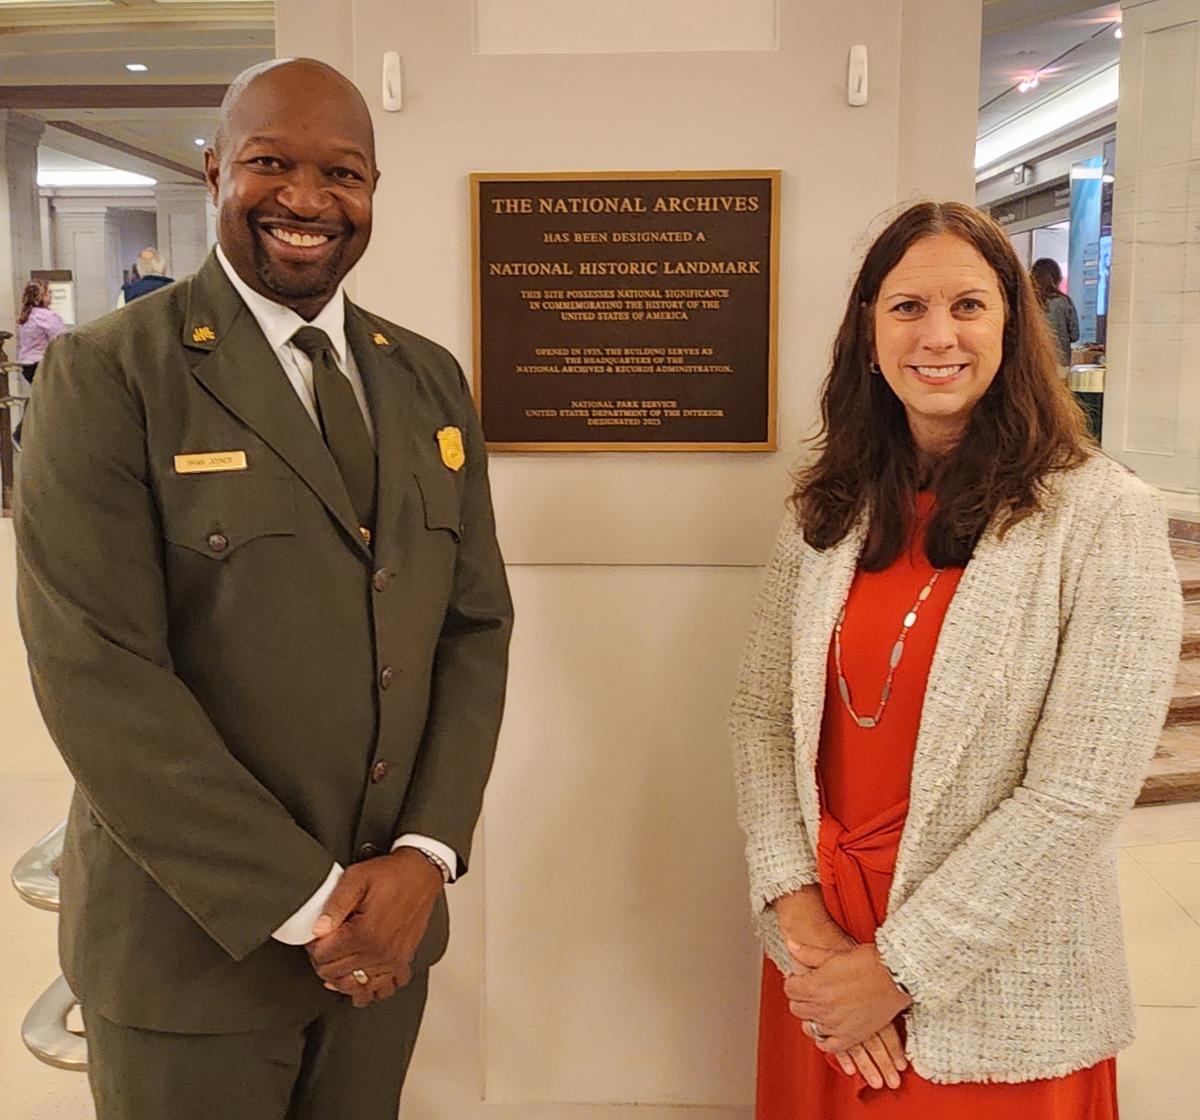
{"left": 0, "top": 519, "right": 92, "bottom": 1116}
{"left": 2, "top": 518, "right": 1200, "bottom": 1118}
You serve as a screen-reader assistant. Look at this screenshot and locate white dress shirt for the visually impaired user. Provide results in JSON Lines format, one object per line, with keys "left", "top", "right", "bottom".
{"left": 214, "top": 247, "right": 458, "bottom": 946}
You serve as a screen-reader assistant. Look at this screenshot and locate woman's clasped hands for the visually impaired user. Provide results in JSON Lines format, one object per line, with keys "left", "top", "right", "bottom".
{"left": 785, "top": 940, "right": 913, "bottom": 1089}
{"left": 773, "top": 889, "right": 912, "bottom": 1091}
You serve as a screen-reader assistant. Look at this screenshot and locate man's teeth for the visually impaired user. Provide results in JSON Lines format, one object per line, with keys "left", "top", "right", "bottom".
{"left": 914, "top": 365, "right": 963, "bottom": 379}
{"left": 268, "top": 228, "right": 330, "bottom": 247}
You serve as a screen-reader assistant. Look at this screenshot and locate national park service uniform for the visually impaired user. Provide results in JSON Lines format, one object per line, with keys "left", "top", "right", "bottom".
{"left": 15, "top": 251, "right": 513, "bottom": 1118}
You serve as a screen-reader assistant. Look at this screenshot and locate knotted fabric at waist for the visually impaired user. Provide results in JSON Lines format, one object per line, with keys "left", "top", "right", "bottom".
{"left": 816, "top": 798, "right": 909, "bottom": 945}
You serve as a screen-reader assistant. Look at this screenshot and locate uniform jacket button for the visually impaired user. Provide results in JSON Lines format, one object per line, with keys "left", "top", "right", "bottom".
{"left": 371, "top": 760, "right": 390, "bottom": 783}
{"left": 356, "top": 842, "right": 379, "bottom": 861}
{"left": 372, "top": 568, "right": 390, "bottom": 592}
{"left": 379, "top": 666, "right": 395, "bottom": 689}
{"left": 207, "top": 532, "right": 229, "bottom": 553}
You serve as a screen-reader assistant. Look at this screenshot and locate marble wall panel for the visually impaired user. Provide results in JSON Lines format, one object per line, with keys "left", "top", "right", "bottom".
{"left": 1103, "top": 0, "right": 1200, "bottom": 496}
{"left": 480, "top": 565, "right": 761, "bottom": 1106}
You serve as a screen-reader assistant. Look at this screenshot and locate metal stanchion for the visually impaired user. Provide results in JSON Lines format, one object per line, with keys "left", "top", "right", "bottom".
{"left": 1, "top": 331, "right": 23, "bottom": 514}
{"left": 11, "top": 821, "right": 64, "bottom": 911}
{"left": 22, "top": 976, "right": 87, "bottom": 1071}
{"left": 0, "top": 386, "right": 20, "bottom": 517}
{"left": 11, "top": 819, "right": 88, "bottom": 1071}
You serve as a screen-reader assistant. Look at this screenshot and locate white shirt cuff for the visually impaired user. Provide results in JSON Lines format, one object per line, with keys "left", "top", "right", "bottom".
{"left": 271, "top": 862, "right": 344, "bottom": 945}
{"left": 392, "top": 834, "right": 458, "bottom": 882}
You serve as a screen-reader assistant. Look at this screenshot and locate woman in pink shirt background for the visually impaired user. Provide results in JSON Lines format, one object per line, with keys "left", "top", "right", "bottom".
{"left": 17, "top": 279, "right": 66, "bottom": 382}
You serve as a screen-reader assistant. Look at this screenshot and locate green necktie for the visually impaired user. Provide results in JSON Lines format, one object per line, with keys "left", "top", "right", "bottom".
{"left": 289, "top": 326, "right": 377, "bottom": 536}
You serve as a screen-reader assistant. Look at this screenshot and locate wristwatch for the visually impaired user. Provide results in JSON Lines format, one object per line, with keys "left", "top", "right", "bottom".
{"left": 411, "top": 846, "right": 452, "bottom": 884}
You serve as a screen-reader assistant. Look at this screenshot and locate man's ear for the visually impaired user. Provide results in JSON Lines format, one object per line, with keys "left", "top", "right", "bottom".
{"left": 203, "top": 148, "right": 220, "bottom": 205}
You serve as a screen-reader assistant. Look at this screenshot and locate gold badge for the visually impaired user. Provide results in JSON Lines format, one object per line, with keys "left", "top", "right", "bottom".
{"left": 359, "top": 526, "right": 373, "bottom": 546}
{"left": 174, "top": 451, "right": 248, "bottom": 474}
{"left": 191, "top": 326, "right": 216, "bottom": 344}
{"left": 436, "top": 426, "right": 465, "bottom": 471}
{"left": 372, "top": 332, "right": 389, "bottom": 346}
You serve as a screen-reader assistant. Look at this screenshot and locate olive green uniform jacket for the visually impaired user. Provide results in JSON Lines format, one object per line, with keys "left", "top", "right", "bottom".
{"left": 15, "top": 252, "right": 513, "bottom": 1033}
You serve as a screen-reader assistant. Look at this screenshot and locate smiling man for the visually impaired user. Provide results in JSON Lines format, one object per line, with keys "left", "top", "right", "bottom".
{"left": 213, "top": 60, "right": 378, "bottom": 318}
{"left": 15, "top": 59, "right": 512, "bottom": 1120}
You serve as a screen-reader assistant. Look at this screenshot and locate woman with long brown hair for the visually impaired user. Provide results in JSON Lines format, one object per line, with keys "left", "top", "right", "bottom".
{"left": 17, "top": 278, "right": 65, "bottom": 383}
{"left": 732, "top": 201, "right": 1181, "bottom": 1117}
{"left": 1029, "top": 256, "right": 1079, "bottom": 369}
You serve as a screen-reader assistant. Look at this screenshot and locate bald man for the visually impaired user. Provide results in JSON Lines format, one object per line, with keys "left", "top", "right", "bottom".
{"left": 118, "top": 247, "right": 174, "bottom": 306}
{"left": 15, "top": 59, "right": 512, "bottom": 1119}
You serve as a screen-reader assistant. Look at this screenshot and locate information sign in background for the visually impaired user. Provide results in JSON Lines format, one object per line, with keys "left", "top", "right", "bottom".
{"left": 471, "top": 171, "right": 778, "bottom": 451}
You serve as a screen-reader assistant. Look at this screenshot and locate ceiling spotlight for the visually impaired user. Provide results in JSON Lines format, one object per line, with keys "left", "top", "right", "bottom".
{"left": 1027, "top": 75, "right": 1039, "bottom": 90}
{"left": 1114, "top": 26, "right": 1124, "bottom": 40}
{"left": 125, "top": 63, "right": 149, "bottom": 72}
{"left": 194, "top": 138, "right": 206, "bottom": 147}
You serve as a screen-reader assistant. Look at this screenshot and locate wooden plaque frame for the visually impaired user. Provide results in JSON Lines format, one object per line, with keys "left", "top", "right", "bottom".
{"left": 470, "top": 170, "right": 779, "bottom": 452}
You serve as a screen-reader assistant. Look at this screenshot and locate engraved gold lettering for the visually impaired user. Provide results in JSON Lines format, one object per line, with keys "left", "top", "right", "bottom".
{"left": 174, "top": 451, "right": 249, "bottom": 474}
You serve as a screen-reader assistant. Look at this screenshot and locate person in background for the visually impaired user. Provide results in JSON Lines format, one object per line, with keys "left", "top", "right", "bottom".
{"left": 732, "top": 201, "right": 1181, "bottom": 1118}
{"left": 1029, "top": 257, "right": 1079, "bottom": 371}
{"left": 118, "top": 247, "right": 175, "bottom": 306}
{"left": 16, "top": 278, "right": 65, "bottom": 383}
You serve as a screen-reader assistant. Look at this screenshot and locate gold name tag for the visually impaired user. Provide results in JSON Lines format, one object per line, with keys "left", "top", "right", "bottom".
{"left": 174, "top": 451, "right": 248, "bottom": 474}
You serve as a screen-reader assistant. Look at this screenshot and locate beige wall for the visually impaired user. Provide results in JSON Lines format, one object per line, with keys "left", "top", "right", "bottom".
{"left": 1106, "top": 0, "right": 1200, "bottom": 514}
{"left": 897, "top": 1, "right": 983, "bottom": 204}
{"left": 276, "top": 2, "right": 981, "bottom": 1114}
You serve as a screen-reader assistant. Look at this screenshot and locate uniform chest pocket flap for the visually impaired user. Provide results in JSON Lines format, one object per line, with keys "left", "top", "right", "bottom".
{"left": 159, "top": 473, "right": 297, "bottom": 560}
{"left": 413, "top": 470, "right": 461, "bottom": 541}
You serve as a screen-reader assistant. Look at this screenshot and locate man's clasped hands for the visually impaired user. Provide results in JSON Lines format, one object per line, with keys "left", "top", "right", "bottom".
{"left": 304, "top": 848, "right": 444, "bottom": 1009}
{"left": 774, "top": 884, "right": 914, "bottom": 1091}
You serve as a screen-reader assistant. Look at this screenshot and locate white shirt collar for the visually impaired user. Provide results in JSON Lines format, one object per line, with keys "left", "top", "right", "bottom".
{"left": 215, "top": 244, "right": 349, "bottom": 367}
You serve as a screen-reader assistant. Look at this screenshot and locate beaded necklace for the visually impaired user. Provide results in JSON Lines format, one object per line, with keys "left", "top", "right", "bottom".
{"left": 832, "top": 567, "right": 943, "bottom": 729}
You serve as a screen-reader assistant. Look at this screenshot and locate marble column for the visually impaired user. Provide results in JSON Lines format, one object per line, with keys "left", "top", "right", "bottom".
{"left": 0, "top": 111, "right": 46, "bottom": 340}
{"left": 155, "top": 183, "right": 213, "bottom": 281}
{"left": 1105, "top": 0, "right": 1200, "bottom": 513}
{"left": 50, "top": 197, "right": 122, "bottom": 327}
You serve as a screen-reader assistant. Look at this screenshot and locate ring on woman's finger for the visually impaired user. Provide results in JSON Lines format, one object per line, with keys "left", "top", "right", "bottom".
{"left": 807, "top": 1020, "right": 828, "bottom": 1042}
{"left": 351, "top": 968, "right": 370, "bottom": 986}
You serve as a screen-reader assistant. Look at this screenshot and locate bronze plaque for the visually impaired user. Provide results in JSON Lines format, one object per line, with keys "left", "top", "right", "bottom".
{"left": 471, "top": 171, "right": 779, "bottom": 451}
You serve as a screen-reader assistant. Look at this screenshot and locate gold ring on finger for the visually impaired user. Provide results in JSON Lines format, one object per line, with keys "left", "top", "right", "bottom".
{"left": 351, "top": 968, "right": 370, "bottom": 986}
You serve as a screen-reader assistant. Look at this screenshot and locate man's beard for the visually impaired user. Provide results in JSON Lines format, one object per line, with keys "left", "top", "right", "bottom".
{"left": 250, "top": 223, "right": 349, "bottom": 303}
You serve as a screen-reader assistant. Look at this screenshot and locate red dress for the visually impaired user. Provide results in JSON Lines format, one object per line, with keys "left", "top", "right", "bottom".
{"left": 755, "top": 494, "right": 1118, "bottom": 1118}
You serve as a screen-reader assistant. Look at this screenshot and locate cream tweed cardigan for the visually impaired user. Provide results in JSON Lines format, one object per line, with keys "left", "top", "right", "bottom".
{"left": 731, "top": 453, "right": 1183, "bottom": 1084}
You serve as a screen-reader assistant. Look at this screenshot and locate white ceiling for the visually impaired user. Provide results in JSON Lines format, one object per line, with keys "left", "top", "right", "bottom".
{"left": 5, "top": 1, "right": 1124, "bottom": 187}
{"left": 38, "top": 150, "right": 117, "bottom": 171}
{"left": 1, "top": 0, "right": 272, "bottom": 183}
{"left": 980, "top": 1, "right": 1122, "bottom": 137}
{"left": 0, "top": 26, "right": 273, "bottom": 85}
{"left": 37, "top": 109, "right": 222, "bottom": 183}
{"left": 38, "top": 146, "right": 158, "bottom": 186}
